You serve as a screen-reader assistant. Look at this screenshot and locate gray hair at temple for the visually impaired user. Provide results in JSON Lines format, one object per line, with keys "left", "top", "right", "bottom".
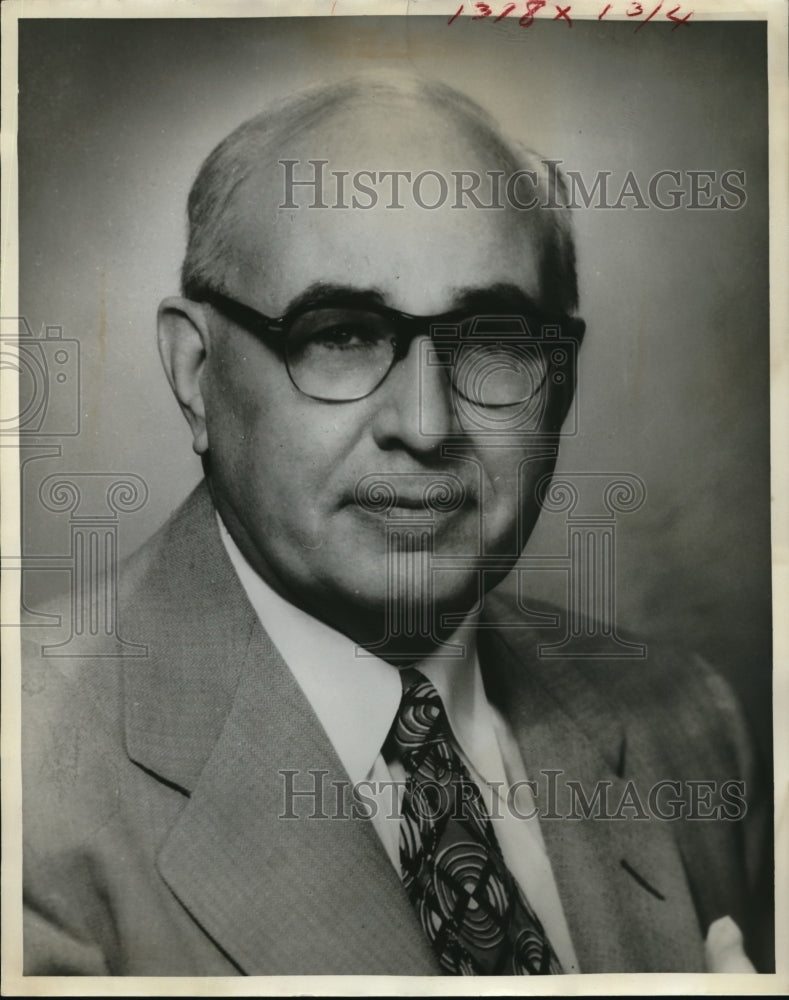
{"left": 180, "top": 75, "right": 580, "bottom": 316}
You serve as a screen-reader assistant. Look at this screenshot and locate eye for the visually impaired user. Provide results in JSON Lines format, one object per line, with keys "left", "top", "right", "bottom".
{"left": 288, "top": 308, "right": 392, "bottom": 356}
{"left": 312, "top": 323, "right": 378, "bottom": 350}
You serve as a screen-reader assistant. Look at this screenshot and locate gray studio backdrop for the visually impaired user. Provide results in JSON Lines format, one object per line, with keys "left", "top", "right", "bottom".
{"left": 17, "top": 17, "right": 771, "bottom": 753}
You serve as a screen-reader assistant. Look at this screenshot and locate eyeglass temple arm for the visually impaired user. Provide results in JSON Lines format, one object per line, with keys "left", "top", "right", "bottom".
{"left": 190, "top": 287, "right": 285, "bottom": 337}
{"left": 392, "top": 310, "right": 586, "bottom": 349}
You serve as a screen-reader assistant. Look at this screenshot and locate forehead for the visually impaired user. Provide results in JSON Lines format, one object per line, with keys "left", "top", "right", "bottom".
{"left": 224, "top": 99, "right": 543, "bottom": 316}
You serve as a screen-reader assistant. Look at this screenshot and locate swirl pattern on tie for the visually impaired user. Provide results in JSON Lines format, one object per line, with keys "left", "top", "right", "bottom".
{"left": 389, "top": 674, "right": 563, "bottom": 976}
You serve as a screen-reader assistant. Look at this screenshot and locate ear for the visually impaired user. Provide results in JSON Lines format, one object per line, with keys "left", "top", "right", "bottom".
{"left": 157, "top": 297, "right": 212, "bottom": 456}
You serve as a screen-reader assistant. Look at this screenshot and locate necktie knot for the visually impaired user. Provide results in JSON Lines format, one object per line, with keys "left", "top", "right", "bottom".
{"left": 390, "top": 675, "right": 453, "bottom": 775}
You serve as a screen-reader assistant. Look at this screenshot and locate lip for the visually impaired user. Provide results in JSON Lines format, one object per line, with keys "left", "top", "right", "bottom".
{"left": 386, "top": 496, "right": 436, "bottom": 509}
{"left": 346, "top": 492, "right": 473, "bottom": 517}
{"left": 349, "top": 502, "right": 470, "bottom": 526}
{"left": 348, "top": 471, "right": 474, "bottom": 518}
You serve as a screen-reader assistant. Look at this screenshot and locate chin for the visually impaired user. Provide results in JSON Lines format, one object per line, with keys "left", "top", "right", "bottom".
{"left": 330, "top": 562, "right": 481, "bottom": 625}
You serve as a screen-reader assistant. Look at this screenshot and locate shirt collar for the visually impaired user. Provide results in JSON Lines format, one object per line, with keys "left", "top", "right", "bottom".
{"left": 420, "top": 635, "right": 501, "bottom": 786}
{"left": 217, "top": 514, "right": 486, "bottom": 783}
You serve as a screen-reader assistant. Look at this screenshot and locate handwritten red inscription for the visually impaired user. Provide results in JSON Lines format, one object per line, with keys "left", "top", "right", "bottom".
{"left": 448, "top": 1, "right": 693, "bottom": 30}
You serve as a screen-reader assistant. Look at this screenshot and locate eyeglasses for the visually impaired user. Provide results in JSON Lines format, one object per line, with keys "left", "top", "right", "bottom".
{"left": 194, "top": 286, "right": 584, "bottom": 407}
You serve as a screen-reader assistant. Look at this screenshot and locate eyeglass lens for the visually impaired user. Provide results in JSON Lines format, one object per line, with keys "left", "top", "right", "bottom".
{"left": 286, "top": 308, "right": 549, "bottom": 405}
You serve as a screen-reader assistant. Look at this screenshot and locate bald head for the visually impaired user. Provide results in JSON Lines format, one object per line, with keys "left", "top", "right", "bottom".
{"left": 180, "top": 75, "right": 579, "bottom": 316}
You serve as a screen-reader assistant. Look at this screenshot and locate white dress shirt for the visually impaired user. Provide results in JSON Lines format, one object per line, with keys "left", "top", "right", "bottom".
{"left": 218, "top": 516, "right": 580, "bottom": 973}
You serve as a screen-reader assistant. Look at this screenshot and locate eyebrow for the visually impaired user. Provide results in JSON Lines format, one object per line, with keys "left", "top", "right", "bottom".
{"left": 452, "top": 284, "right": 544, "bottom": 316}
{"left": 280, "top": 282, "right": 545, "bottom": 318}
{"left": 280, "top": 283, "right": 388, "bottom": 315}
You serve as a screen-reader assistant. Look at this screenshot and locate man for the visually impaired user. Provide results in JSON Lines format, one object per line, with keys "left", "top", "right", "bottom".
{"left": 22, "top": 75, "right": 772, "bottom": 975}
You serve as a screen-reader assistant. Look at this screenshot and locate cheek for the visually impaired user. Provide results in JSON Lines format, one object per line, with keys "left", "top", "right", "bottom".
{"left": 207, "top": 387, "right": 261, "bottom": 455}
{"left": 202, "top": 349, "right": 282, "bottom": 496}
{"left": 203, "top": 348, "right": 359, "bottom": 508}
{"left": 204, "top": 337, "right": 297, "bottom": 458}
{"left": 478, "top": 448, "right": 557, "bottom": 530}
{"left": 518, "top": 455, "right": 560, "bottom": 536}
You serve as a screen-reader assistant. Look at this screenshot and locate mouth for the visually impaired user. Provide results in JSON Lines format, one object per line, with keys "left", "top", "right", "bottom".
{"left": 350, "top": 473, "right": 471, "bottom": 517}
{"left": 388, "top": 496, "right": 438, "bottom": 510}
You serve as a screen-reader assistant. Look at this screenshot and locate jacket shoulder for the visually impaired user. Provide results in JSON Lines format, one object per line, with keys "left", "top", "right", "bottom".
{"left": 481, "top": 588, "right": 753, "bottom": 777}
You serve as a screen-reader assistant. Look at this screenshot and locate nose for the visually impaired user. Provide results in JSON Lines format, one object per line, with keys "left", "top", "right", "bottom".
{"left": 370, "top": 335, "right": 456, "bottom": 453}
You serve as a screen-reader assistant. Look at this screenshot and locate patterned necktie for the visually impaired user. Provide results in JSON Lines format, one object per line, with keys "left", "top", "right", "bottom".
{"left": 389, "top": 673, "right": 563, "bottom": 976}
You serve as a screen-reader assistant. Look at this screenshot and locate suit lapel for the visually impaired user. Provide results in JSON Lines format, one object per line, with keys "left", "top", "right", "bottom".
{"left": 479, "top": 621, "right": 706, "bottom": 973}
{"left": 124, "top": 484, "right": 706, "bottom": 974}
{"left": 123, "top": 484, "right": 438, "bottom": 974}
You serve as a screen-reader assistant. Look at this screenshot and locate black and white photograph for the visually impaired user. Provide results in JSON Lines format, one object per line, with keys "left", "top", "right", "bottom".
{"left": 2, "top": 0, "right": 786, "bottom": 991}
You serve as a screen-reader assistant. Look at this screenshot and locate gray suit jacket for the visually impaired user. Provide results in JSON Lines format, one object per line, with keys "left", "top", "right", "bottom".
{"left": 22, "top": 483, "right": 772, "bottom": 975}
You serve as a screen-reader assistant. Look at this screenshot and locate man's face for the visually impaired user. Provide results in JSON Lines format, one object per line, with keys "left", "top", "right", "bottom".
{"left": 198, "top": 101, "right": 566, "bottom": 648}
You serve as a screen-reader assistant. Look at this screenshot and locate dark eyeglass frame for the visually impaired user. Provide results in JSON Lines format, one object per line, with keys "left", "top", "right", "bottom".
{"left": 192, "top": 285, "right": 585, "bottom": 404}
